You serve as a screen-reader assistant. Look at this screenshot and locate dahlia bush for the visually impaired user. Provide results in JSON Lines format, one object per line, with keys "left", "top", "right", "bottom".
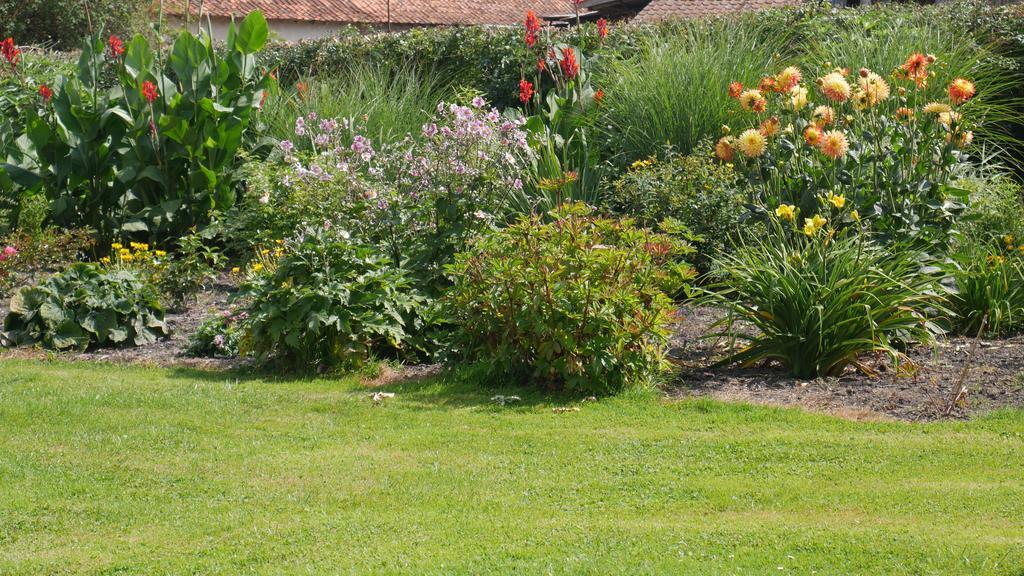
{"left": 716, "top": 54, "right": 978, "bottom": 248}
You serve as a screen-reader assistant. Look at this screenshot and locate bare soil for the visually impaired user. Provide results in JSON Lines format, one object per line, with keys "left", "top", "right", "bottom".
{"left": 668, "top": 306, "right": 1024, "bottom": 421}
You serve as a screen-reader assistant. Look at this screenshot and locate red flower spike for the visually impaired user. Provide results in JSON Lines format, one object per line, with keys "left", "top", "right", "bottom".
{"left": 142, "top": 80, "right": 158, "bottom": 103}
{"left": 108, "top": 35, "right": 125, "bottom": 59}
{"left": 519, "top": 79, "right": 534, "bottom": 104}
{"left": 38, "top": 84, "right": 52, "bottom": 103}
{"left": 560, "top": 47, "right": 579, "bottom": 80}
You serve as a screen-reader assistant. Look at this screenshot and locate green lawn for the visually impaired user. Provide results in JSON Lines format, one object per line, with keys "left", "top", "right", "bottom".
{"left": 1, "top": 359, "right": 1023, "bottom": 575}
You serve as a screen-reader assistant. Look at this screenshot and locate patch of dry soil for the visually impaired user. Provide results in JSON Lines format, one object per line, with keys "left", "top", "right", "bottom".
{"left": 668, "top": 306, "right": 1024, "bottom": 421}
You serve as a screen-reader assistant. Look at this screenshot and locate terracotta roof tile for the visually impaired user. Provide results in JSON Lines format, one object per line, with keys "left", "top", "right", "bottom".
{"left": 166, "top": 0, "right": 576, "bottom": 25}
{"left": 635, "top": 0, "right": 798, "bottom": 21}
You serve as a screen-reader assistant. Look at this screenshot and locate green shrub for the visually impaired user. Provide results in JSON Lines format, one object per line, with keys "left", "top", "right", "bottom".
{"left": 0, "top": 0, "right": 148, "bottom": 50}
{"left": 237, "top": 225, "right": 425, "bottom": 371}
{"left": 444, "top": 203, "right": 690, "bottom": 394}
{"left": 958, "top": 175, "right": 1024, "bottom": 243}
{"left": 702, "top": 225, "right": 944, "bottom": 379}
{"left": 2, "top": 263, "right": 167, "bottom": 350}
{"left": 947, "top": 235, "right": 1024, "bottom": 337}
{"left": 601, "top": 144, "right": 743, "bottom": 266}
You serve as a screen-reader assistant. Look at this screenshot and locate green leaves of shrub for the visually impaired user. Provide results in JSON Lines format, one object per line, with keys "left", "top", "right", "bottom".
{"left": 1, "top": 263, "right": 167, "bottom": 350}
{"left": 946, "top": 238, "right": 1024, "bottom": 337}
{"left": 444, "top": 203, "right": 690, "bottom": 394}
{"left": 238, "top": 226, "right": 425, "bottom": 371}
{"left": 702, "top": 231, "right": 944, "bottom": 379}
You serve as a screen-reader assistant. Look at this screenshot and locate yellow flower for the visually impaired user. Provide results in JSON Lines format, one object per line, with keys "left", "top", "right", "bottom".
{"left": 857, "top": 71, "right": 890, "bottom": 106}
{"left": 923, "top": 101, "right": 952, "bottom": 115}
{"left": 851, "top": 210, "right": 861, "bottom": 222}
{"left": 803, "top": 214, "right": 827, "bottom": 237}
{"left": 122, "top": 253, "right": 134, "bottom": 263}
{"left": 100, "top": 256, "right": 111, "bottom": 264}
{"left": 252, "top": 263, "right": 264, "bottom": 273}
{"left": 775, "top": 204, "right": 796, "bottom": 222}
{"left": 630, "top": 158, "right": 655, "bottom": 171}
{"left": 938, "top": 111, "right": 962, "bottom": 129}
{"left": 154, "top": 250, "right": 167, "bottom": 257}
{"left": 803, "top": 125, "right": 822, "bottom": 147}
{"left": 895, "top": 107, "right": 915, "bottom": 123}
{"left": 946, "top": 130, "right": 973, "bottom": 148}
{"left": 819, "top": 130, "right": 849, "bottom": 160}
{"left": 787, "top": 85, "right": 809, "bottom": 111}
{"left": 777, "top": 66, "right": 803, "bottom": 91}
{"left": 739, "top": 89, "right": 767, "bottom": 112}
{"left": 759, "top": 116, "right": 781, "bottom": 138}
{"left": 715, "top": 136, "right": 735, "bottom": 162}
{"left": 1004, "top": 234, "right": 1016, "bottom": 246}
{"left": 812, "top": 105, "right": 835, "bottom": 127}
{"left": 827, "top": 193, "right": 846, "bottom": 209}
{"left": 111, "top": 243, "right": 123, "bottom": 250}
{"left": 231, "top": 267, "right": 241, "bottom": 274}
{"left": 948, "top": 78, "right": 976, "bottom": 105}
{"left": 736, "top": 129, "right": 767, "bottom": 158}
{"left": 819, "top": 72, "right": 851, "bottom": 103}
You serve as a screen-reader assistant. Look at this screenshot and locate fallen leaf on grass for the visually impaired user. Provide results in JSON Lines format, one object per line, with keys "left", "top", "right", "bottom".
{"left": 553, "top": 406, "right": 580, "bottom": 414}
{"left": 371, "top": 392, "right": 395, "bottom": 403}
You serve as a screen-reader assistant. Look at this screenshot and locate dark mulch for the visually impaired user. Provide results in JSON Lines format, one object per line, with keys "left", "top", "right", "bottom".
{"left": 668, "top": 306, "right": 1024, "bottom": 421}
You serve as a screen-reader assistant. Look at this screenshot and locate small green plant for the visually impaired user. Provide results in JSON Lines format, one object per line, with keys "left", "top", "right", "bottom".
{"left": 187, "top": 311, "right": 245, "bottom": 358}
{"left": 947, "top": 235, "right": 1024, "bottom": 337}
{"left": 0, "top": 226, "right": 92, "bottom": 297}
{"left": 2, "top": 262, "right": 168, "bottom": 350}
{"left": 237, "top": 225, "right": 425, "bottom": 371}
{"left": 702, "top": 222, "right": 944, "bottom": 379}
{"left": 157, "top": 229, "right": 226, "bottom": 311}
{"left": 602, "top": 144, "right": 743, "bottom": 268}
{"left": 444, "top": 203, "right": 690, "bottom": 394}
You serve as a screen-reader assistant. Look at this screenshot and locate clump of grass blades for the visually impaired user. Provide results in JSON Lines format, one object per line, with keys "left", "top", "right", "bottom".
{"left": 702, "top": 231, "right": 945, "bottom": 379}
{"left": 947, "top": 239, "right": 1024, "bottom": 337}
{"left": 596, "top": 16, "right": 795, "bottom": 163}
{"left": 259, "top": 62, "right": 447, "bottom": 147}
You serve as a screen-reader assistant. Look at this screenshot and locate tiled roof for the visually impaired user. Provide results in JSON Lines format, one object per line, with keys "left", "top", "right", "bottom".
{"left": 635, "top": 0, "right": 799, "bottom": 21}
{"left": 165, "top": 0, "right": 576, "bottom": 25}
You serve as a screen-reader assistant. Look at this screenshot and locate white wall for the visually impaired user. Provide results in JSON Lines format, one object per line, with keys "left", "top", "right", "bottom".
{"left": 169, "top": 16, "right": 356, "bottom": 42}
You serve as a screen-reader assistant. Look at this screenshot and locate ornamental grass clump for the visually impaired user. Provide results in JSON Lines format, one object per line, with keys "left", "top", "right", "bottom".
{"left": 444, "top": 203, "right": 693, "bottom": 394}
{"left": 702, "top": 218, "right": 945, "bottom": 379}
{"left": 947, "top": 235, "right": 1024, "bottom": 337}
{"left": 716, "top": 53, "right": 979, "bottom": 248}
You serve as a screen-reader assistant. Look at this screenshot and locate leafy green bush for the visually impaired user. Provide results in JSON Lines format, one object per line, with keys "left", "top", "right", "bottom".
{"left": 947, "top": 235, "right": 1024, "bottom": 337}
{"left": 702, "top": 224, "right": 944, "bottom": 379}
{"left": 2, "top": 263, "right": 167, "bottom": 350}
{"left": 602, "top": 144, "right": 743, "bottom": 266}
{"left": 237, "top": 225, "right": 425, "bottom": 371}
{"left": 0, "top": 0, "right": 148, "bottom": 50}
{"left": 444, "top": 203, "right": 690, "bottom": 394}
{"left": 1, "top": 12, "right": 274, "bottom": 246}
{"left": 958, "top": 175, "right": 1024, "bottom": 243}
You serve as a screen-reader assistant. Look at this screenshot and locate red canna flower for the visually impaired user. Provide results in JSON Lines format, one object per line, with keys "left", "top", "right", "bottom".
{"left": 38, "top": 84, "right": 52, "bottom": 103}
{"left": 594, "top": 88, "right": 605, "bottom": 105}
{"left": 519, "top": 79, "right": 534, "bottom": 104}
{"left": 142, "top": 80, "right": 158, "bottom": 103}
{"left": 525, "top": 10, "right": 541, "bottom": 48}
{"left": 108, "top": 34, "right": 125, "bottom": 59}
{"left": 1, "top": 37, "right": 20, "bottom": 69}
{"left": 596, "top": 18, "right": 608, "bottom": 42}
{"left": 296, "top": 81, "right": 308, "bottom": 99}
{"left": 560, "top": 47, "right": 579, "bottom": 80}
{"left": 537, "top": 58, "right": 545, "bottom": 72}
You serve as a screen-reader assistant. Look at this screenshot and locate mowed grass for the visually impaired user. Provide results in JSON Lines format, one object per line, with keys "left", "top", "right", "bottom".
{"left": 1, "top": 360, "right": 1023, "bottom": 575}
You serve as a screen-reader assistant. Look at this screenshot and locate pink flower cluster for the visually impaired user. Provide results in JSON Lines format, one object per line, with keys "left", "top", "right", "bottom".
{"left": 0, "top": 245, "right": 17, "bottom": 262}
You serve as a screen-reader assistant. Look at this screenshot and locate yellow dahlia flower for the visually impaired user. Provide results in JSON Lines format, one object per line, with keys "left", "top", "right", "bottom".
{"left": 739, "top": 89, "right": 767, "bottom": 112}
{"left": 715, "top": 136, "right": 735, "bottom": 162}
{"left": 948, "top": 78, "right": 976, "bottom": 105}
{"left": 759, "top": 116, "right": 781, "bottom": 137}
{"left": 923, "top": 101, "right": 952, "bottom": 115}
{"left": 787, "top": 85, "right": 809, "bottom": 111}
{"left": 812, "top": 105, "right": 835, "bottom": 127}
{"left": 857, "top": 72, "right": 890, "bottom": 106}
{"left": 819, "top": 72, "right": 851, "bottom": 103}
{"left": 804, "top": 125, "right": 822, "bottom": 147}
{"left": 736, "top": 129, "right": 767, "bottom": 158}
{"left": 776, "top": 66, "right": 803, "bottom": 92}
{"left": 938, "top": 111, "right": 962, "bottom": 128}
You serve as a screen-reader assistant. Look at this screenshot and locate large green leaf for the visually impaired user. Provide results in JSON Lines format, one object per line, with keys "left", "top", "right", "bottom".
{"left": 236, "top": 11, "right": 268, "bottom": 54}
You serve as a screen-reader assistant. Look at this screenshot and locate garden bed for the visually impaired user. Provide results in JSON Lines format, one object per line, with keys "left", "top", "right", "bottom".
{"left": 670, "top": 306, "right": 1024, "bottom": 421}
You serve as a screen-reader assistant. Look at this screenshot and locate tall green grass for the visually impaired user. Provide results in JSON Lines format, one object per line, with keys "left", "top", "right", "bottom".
{"left": 258, "top": 62, "right": 448, "bottom": 146}
{"left": 596, "top": 17, "right": 795, "bottom": 163}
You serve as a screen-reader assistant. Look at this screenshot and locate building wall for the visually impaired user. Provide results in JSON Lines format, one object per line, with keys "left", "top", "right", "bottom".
{"left": 168, "top": 16, "right": 378, "bottom": 42}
